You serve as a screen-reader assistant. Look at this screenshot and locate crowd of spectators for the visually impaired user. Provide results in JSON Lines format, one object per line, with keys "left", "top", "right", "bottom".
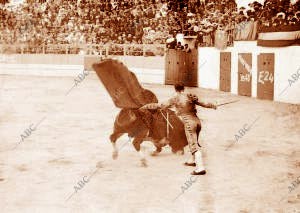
{"left": 166, "top": 0, "right": 300, "bottom": 48}
{"left": 0, "top": 0, "right": 170, "bottom": 52}
{"left": 255, "top": 0, "right": 300, "bottom": 29}
{"left": 0, "top": 0, "right": 299, "bottom": 53}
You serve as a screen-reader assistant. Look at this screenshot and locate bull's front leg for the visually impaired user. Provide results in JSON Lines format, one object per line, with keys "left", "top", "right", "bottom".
{"left": 151, "top": 137, "right": 169, "bottom": 156}
{"left": 151, "top": 145, "right": 162, "bottom": 156}
{"left": 110, "top": 132, "right": 124, "bottom": 160}
{"left": 132, "top": 130, "right": 149, "bottom": 167}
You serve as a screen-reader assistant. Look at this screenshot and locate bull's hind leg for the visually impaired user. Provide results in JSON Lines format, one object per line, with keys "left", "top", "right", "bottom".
{"left": 110, "top": 132, "right": 124, "bottom": 160}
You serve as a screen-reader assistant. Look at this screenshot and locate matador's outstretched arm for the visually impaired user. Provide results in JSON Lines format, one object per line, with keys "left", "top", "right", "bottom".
{"left": 140, "top": 97, "right": 175, "bottom": 110}
{"left": 140, "top": 103, "right": 163, "bottom": 110}
{"left": 187, "top": 94, "right": 217, "bottom": 110}
{"left": 196, "top": 101, "right": 217, "bottom": 110}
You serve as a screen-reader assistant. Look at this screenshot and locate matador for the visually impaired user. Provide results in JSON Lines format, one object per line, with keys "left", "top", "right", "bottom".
{"left": 141, "top": 84, "right": 217, "bottom": 175}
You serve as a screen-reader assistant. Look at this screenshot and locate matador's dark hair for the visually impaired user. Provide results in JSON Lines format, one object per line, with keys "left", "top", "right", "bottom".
{"left": 174, "top": 83, "right": 185, "bottom": 92}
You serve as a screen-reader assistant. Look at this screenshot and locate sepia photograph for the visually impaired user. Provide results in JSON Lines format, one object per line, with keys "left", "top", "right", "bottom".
{"left": 0, "top": 0, "right": 300, "bottom": 212}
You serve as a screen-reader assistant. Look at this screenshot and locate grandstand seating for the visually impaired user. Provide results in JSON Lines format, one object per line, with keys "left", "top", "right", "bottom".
{"left": 0, "top": 0, "right": 299, "bottom": 54}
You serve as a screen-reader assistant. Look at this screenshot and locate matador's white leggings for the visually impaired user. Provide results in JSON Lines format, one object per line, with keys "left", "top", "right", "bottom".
{"left": 178, "top": 114, "right": 201, "bottom": 154}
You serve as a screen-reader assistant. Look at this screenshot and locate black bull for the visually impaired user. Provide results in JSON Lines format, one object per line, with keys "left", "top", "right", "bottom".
{"left": 110, "top": 108, "right": 188, "bottom": 154}
{"left": 92, "top": 59, "right": 188, "bottom": 161}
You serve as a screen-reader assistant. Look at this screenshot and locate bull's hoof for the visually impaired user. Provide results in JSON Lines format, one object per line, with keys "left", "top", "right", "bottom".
{"left": 141, "top": 158, "right": 148, "bottom": 167}
{"left": 112, "top": 151, "right": 118, "bottom": 160}
{"left": 151, "top": 150, "right": 160, "bottom": 156}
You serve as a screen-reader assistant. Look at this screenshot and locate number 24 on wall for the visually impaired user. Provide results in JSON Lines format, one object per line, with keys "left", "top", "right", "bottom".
{"left": 258, "top": 71, "right": 274, "bottom": 84}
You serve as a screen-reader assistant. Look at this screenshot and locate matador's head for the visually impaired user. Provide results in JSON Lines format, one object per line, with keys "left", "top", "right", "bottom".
{"left": 174, "top": 83, "right": 185, "bottom": 93}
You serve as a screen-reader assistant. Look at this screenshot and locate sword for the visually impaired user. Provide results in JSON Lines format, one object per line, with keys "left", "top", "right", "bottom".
{"left": 216, "top": 100, "right": 239, "bottom": 107}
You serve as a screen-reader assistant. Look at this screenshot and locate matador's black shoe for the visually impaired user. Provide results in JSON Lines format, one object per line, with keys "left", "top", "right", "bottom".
{"left": 191, "top": 170, "right": 206, "bottom": 175}
{"left": 184, "top": 162, "right": 196, "bottom": 167}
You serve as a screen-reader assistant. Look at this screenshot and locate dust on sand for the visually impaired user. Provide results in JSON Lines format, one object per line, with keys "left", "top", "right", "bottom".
{"left": 0, "top": 74, "right": 299, "bottom": 213}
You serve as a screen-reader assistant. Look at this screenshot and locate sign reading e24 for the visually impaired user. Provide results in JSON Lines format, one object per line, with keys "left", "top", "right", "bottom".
{"left": 258, "top": 71, "right": 274, "bottom": 84}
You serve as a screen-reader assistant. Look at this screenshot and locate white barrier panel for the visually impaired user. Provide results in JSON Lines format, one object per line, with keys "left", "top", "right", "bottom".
{"left": 198, "top": 47, "right": 220, "bottom": 90}
{"left": 0, "top": 54, "right": 165, "bottom": 84}
{"left": 0, "top": 54, "right": 165, "bottom": 69}
{"left": 0, "top": 64, "right": 84, "bottom": 77}
{"left": 84, "top": 55, "right": 164, "bottom": 70}
{"left": 130, "top": 67, "right": 164, "bottom": 84}
{"left": 0, "top": 55, "right": 165, "bottom": 84}
{"left": 0, "top": 63, "right": 163, "bottom": 84}
{"left": 0, "top": 54, "right": 84, "bottom": 65}
{"left": 198, "top": 41, "right": 300, "bottom": 104}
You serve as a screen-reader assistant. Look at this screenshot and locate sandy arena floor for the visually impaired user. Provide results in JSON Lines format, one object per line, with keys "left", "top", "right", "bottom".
{"left": 0, "top": 73, "right": 299, "bottom": 213}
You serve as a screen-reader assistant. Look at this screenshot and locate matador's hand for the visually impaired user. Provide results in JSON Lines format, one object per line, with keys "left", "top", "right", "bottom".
{"left": 209, "top": 103, "right": 217, "bottom": 110}
{"left": 213, "top": 102, "right": 217, "bottom": 110}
